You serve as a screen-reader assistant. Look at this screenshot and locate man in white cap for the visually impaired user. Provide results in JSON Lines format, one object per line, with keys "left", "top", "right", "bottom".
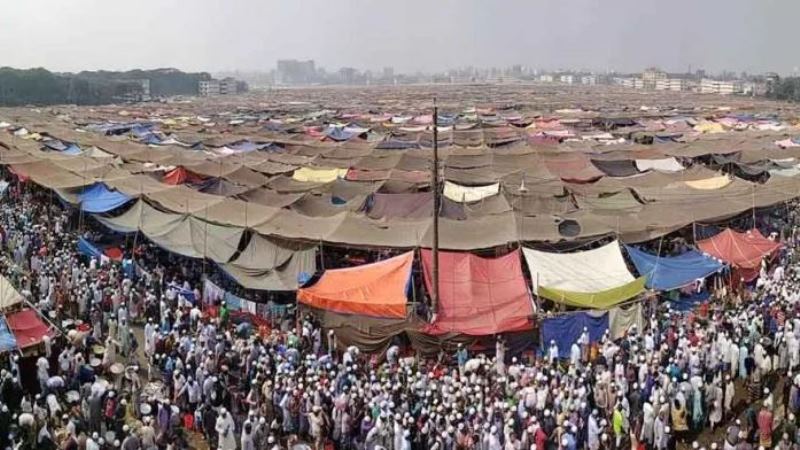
{"left": 216, "top": 407, "right": 236, "bottom": 450}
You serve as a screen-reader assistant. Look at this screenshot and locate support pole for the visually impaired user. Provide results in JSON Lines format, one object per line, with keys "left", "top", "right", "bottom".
{"left": 431, "top": 98, "right": 440, "bottom": 315}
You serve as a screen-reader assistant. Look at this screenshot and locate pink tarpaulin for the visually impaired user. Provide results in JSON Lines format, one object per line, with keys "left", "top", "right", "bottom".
{"left": 421, "top": 249, "right": 534, "bottom": 336}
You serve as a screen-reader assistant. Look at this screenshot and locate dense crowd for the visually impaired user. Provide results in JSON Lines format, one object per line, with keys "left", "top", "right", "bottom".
{"left": 0, "top": 181, "right": 796, "bottom": 450}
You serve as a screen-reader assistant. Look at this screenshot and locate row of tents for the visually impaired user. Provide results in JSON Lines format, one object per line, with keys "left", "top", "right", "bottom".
{"left": 295, "top": 228, "right": 780, "bottom": 353}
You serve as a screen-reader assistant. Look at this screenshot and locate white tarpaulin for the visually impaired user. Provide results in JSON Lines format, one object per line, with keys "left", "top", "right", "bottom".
{"left": 0, "top": 275, "right": 22, "bottom": 309}
{"left": 522, "top": 240, "right": 636, "bottom": 292}
{"left": 443, "top": 181, "right": 500, "bottom": 203}
{"left": 635, "top": 157, "right": 684, "bottom": 172}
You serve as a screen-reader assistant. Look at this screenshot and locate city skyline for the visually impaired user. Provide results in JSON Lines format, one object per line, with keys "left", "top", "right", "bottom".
{"left": 2, "top": 0, "right": 799, "bottom": 76}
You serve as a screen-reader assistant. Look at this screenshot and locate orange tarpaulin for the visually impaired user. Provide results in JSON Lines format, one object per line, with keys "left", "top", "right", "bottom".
{"left": 163, "top": 167, "right": 207, "bottom": 185}
{"left": 297, "top": 252, "right": 412, "bottom": 318}
{"left": 697, "top": 228, "right": 781, "bottom": 269}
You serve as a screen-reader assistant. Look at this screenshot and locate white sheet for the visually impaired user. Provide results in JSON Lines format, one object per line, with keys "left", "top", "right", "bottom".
{"left": 443, "top": 181, "right": 500, "bottom": 203}
{"left": 522, "top": 241, "right": 636, "bottom": 293}
{"left": 635, "top": 157, "right": 684, "bottom": 172}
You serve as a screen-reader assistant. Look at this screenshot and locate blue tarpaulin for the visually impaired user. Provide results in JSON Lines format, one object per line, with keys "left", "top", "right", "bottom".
{"left": 326, "top": 127, "right": 356, "bottom": 141}
{"left": 42, "top": 140, "right": 67, "bottom": 151}
{"left": 625, "top": 245, "right": 724, "bottom": 291}
{"left": 541, "top": 311, "right": 608, "bottom": 358}
{"left": 0, "top": 317, "right": 17, "bottom": 353}
{"left": 77, "top": 237, "right": 103, "bottom": 259}
{"left": 666, "top": 290, "right": 710, "bottom": 312}
{"left": 78, "top": 183, "right": 132, "bottom": 213}
{"left": 63, "top": 143, "right": 82, "bottom": 155}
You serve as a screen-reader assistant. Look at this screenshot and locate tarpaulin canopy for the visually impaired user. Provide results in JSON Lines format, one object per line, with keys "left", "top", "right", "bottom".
{"left": 0, "top": 274, "right": 22, "bottom": 310}
{"left": 523, "top": 241, "right": 637, "bottom": 292}
{"left": 537, "top": 277, "right": 646, "bottom": 309}
{"left": 541, "top": 311, "right": 608, "bottom": 358}
{"left": 6, "top": 309, "right": 52, "bottom": 349}
{"left": 0, "top": 317, "right": 17, "bottom": 353}
{"left": 220, "top": 234, "right": 317, "bottom": 291}
{"left": 697, "top": 228, "right": 781, "bottom": 269}
{"left": 297, "top": 252, "right": 412, "bottom": 318}
{"left": 77, "top": 183, "right": 132, "bottom": 213}
{"left": 624, "top": 245, "right": 724, "bottom": 290}
{"left": 420, "top": 249, "right": 533, "bottom": 336}
{"left": 442, "top": 181, "right": 500, "bottom": 202}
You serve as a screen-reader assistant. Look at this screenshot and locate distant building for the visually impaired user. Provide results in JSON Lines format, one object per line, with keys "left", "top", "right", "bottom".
{"left": 642, "top": 67, "right": 667, "bottom": 89}
{"left": 559, "top": 74, "right": 575, "bottom": 84}
{"left": 276, "top": 59, "right": 316, "bottom": 85}
{"left": 633, "top": 78, "right": 645, "bottom": 89}
{"left": 540, "top": 74, "right": 554, "bottom": 83}
{"left": 199, "top": 80, "right": 221, "bottom": 96}
{"left": 382, "top": 67, "right": 394, "bottom": 80}
{"left": 199, "top": 77, "right": 246, "bottom": 96}
{"left": 655, "top": 78, "right": 686, "bottom": 92}
{"left": 581, "top": 75, "right": 597, "bottom": 85}
{"left": 700, "top": 78, "right": 743, "bottom": 95}
{"left": 219, "top": 77, "right": 239, "bottom": 95}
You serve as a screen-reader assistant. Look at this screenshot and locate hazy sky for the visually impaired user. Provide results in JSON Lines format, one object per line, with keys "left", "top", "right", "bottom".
{"left": 1, "top": 0, "right": 797, "bottom": 75}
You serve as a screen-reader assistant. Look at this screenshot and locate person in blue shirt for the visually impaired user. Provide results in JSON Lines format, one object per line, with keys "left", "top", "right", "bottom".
{"left": 456, "top": 343, "right": 468, "bottom": 374}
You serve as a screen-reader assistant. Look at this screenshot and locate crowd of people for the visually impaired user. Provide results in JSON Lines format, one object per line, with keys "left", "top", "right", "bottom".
{"left": 0, "top": 180, "right": 796, "bottom": 450}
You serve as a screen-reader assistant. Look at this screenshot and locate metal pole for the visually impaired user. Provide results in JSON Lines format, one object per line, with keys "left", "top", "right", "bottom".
{"left": 431, "top": 98, "right": 440, "bottom": 315}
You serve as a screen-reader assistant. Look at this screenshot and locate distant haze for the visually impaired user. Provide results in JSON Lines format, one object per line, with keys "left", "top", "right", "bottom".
{"left": 1, "top": 0, "right": 796, "bottom": 75}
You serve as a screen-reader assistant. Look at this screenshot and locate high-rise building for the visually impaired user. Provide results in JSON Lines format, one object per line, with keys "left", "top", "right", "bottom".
{"left": 276, "top": 60, "right": 316, "bottom": 85}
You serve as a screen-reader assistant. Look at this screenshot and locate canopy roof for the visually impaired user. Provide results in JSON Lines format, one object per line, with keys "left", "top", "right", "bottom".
{"left": 421, "top": 249, "right": 533, "bottom": 336}
{"left": 624, "top": 245, "right": 724, "bottom": 291}
{"left": 297, "top": 252, "right": 412, "bottom": 318}
{"left": 697, "top": 228, "right": 781, "bottom": 269}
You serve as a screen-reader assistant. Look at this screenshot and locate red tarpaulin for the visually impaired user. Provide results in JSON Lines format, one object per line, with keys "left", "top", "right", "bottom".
{"left": 297, "top": 252, "right": 412, "bottom": 319}
{"left": 697, "top": 228, "right": 781, "bottom": 270}
{"left": 6, "top": 309, "right": 52, "bottom": 349}
{"left": 163, "top": 167, "right": 206, "bottom": 185}
{"left": 421, "top": 249, "right": 534, "bottom": 336}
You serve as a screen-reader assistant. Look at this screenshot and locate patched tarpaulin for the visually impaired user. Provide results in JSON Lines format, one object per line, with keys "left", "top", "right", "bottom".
{"left": 421, "top": 249, "right": 533, "bottom": 336}
{"left": 297, "top": 252, "right": 412, "bottom": 318}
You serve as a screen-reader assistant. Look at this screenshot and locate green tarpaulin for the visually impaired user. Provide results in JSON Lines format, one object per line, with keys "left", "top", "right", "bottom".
{"left": 537, "top": 277, "right": 647, "bottom": 309}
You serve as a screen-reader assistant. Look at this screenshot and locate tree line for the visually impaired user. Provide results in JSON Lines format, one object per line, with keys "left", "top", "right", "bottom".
{"left": 0, "top": 67, "right": 211, "bottom": 106}
{"left": 765, "top": 77, "right": 800, "bottom": 102}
